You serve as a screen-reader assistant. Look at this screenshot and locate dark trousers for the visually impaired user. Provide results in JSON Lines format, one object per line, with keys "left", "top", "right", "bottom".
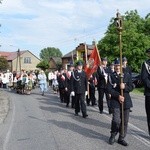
{"left": 111, "top": 108, "right": 130, "bottom": 139}
{"left": 86, "top": 87, "right": 96, "bottom": 106}
{"left": 75, "top": 93, "right": 87, "bottom": 115}
{"left": 145, "top": 96, "right": 150, "bottom": 135}
{"left": 65, "top": 91, "right": 70, "bottom": 106}
{"left": 98, "top": 88, "right": 110, "bottom": 112}
{"left": 71, "top": 96, "right": 75, "bottom": 108}
{"left": 59, "top": 88, "right": 65, "bottom": 103}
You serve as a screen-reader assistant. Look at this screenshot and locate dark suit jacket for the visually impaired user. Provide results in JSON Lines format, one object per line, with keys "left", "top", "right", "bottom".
{"left": 71, "top": 70, "right": 87, "bottom": 94}
{"left": 96, "top": 66, "right": 109, "bottom": 89}
{"left": 141, "top": 59, "right": 150, "bottom": 96}
{"left": 107, "top": 71, "right": 133, "bottom": 109}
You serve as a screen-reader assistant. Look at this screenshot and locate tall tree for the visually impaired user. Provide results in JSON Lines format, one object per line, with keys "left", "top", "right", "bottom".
{"left": 0, "top": 56, "right": 9, "bottom": 71}
{"left": 39, "top": 47, "right": 62, "bottom": 62}
{"left": 98, "top": 10, "right": 150, "bottom": 72}
{"left": 36, "top": 60, "right": 49, "bottom": 71}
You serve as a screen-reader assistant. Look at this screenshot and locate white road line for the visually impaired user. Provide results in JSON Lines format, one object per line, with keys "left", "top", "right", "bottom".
{"left": 3, "top": 99, "right": 15, "bottom": 150}
{"left": 89, "top": 106, "right": 150, "bottom": 147}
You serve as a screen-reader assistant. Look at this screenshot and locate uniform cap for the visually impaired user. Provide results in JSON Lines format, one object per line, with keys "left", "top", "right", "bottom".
{"left": 76, "top": 61, "right": 83, "bottom": 66}
{"left": 114, "top": 58, "right": 120, "bottom": 65}
{"left": 122, "top": 57, "right": 127, "bottom": 62}
{"left": 101, "top": 57, "right": 107, "bottom": 61}
{"left": 69, "top": 62, "right": 74, "bottom": 67}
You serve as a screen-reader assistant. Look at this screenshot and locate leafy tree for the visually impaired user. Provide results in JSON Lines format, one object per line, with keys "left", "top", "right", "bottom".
{"left": 36, "top": 60, "right": 49, "bottom": 71}
{"left": 0, "top": 56, "right": 9, "bottom": 71}
{"left": 39, "top": 47, "right": 62, "bottom": 62}
{"left": 98, "top": 10, "right": 150, "bottom": 72}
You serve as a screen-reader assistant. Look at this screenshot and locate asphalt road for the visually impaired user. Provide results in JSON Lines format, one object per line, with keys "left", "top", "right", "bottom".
{"left": 0, "top": 87, "right": 149, "bottom": 150}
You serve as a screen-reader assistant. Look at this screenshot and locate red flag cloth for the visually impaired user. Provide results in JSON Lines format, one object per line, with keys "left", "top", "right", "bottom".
{"left": 84, "top": 46, "right": 101, "bottom": 79}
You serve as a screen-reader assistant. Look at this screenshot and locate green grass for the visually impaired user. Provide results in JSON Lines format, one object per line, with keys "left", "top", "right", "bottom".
{"left": 132, "top": 87, "right": 144, "bottom": 95}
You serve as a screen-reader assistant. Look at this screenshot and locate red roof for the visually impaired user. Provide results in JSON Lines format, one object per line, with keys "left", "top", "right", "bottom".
{"left": 0, "top": 51, "right": 26, "bottom": 60}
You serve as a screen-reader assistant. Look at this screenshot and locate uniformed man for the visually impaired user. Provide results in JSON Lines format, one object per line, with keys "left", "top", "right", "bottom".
{"left": 96, "top": 57, "right": 111, "bottom": 114}
{"left": 141, "top": 48, "right": 150, "bottom": 136}
{"left": 122, "top": 57, "right": 132, "bottom": 75}
{"left": 107, "top": 58, "right": 133, "bottom": 146}
{"left": 70, "top": 61, "right": 88, "bottom": 118}
{"left": 64, "top": 63, "right": 75, "bottom": 107}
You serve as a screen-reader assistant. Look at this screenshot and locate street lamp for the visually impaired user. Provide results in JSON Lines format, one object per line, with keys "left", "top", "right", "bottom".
{"left": 114, "top": 10, "right": 124, "bottom": 136}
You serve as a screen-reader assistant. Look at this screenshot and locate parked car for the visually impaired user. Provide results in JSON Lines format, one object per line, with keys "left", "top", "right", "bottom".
{"left": 132, "top": 72, "right": 143, "bottom": 88}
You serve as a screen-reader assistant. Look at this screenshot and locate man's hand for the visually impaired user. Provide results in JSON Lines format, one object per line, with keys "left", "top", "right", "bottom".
{"left": 120, "top": 83, "right": 125, "bottom": 89}
{"left": 85, "top": 91, "right": 88, "bottom": 96}
{"left": 118, "top": 95, "right": 124, "bottom": 103}
{"left": 70, "top": 91, "right": 75, "bottom": 96}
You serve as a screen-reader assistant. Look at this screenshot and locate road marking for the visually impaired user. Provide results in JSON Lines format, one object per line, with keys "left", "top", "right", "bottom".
{"left": 89, "top": 106, "right": 150, "bottom": 147}
{"left": 3, "top": 99, "right": 15, "bottom": 150}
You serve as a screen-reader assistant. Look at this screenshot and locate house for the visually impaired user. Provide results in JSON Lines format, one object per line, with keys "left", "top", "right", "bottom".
{"left": 0, "top": 50, "right": 41, "bottom": 72}
{"left": 49, "top": 57, "right": 62, "bottom": 71}
{"left": 62, "top": 42, "right": 95, "bottom": 69}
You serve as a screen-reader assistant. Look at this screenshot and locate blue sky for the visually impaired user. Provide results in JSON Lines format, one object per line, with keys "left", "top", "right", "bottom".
{"left": 0, "top": 0, "right": 150, "bottom": 58}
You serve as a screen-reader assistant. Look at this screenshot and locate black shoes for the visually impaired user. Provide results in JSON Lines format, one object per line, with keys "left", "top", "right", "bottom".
{"left": 100, "top": 111, "right": 103, "bottom": 114}
{"left": 83, "top": 114, "right": 88, "bottom": 118}
{"left": 75, "top": 113, "right": 78, "bottom": 116}
{"left": 109, "top": 134, "right": 115, "bottom": 145}
{"left": 118, "top": 140, "right": 128, "bottom": 146}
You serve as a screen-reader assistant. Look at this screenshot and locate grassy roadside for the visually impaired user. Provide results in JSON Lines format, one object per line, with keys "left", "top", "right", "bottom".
{"left": 132, "top": 87, "right": 144, "bottom": 95}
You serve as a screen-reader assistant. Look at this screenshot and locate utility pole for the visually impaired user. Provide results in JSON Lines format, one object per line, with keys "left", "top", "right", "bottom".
{"left": 10, "top": 45, "right": 21, "bottom": 72}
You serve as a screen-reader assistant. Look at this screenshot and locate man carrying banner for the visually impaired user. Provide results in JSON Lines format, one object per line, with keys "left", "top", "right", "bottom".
{"left": 107, "top": 58, "right": 133, "bottom": 146}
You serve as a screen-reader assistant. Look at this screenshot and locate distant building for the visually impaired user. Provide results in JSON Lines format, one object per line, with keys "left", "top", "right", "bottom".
{"left": 62, "top": 42, "right": 95, "bottom": 69}
{"left": 49, "top": 57, "right": 62, "bottom": 71}
{"left": 0, "top": 50, "right": 41, "bottom": 72}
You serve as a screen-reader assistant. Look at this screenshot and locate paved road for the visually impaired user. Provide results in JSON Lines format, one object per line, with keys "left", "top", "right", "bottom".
{"left": 0, "top": 87, "right": 149, "bottom": 150}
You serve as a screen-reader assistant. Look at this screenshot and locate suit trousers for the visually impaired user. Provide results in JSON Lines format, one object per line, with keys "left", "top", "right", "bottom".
{"left": 75, "top": 93, "right": 87, "bottom": 115}
{"left": 98, "top": 88, "right": 110, "bottom": 112}
{"left": 111, "top": 108, "right": 130, "bottom": 139}
{"left": 145, "top": 96, "right": 150, "bottom": 135}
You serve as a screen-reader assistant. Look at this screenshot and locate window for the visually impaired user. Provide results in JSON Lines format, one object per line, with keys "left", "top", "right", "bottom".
{"left": 24, "top": 57, "right": 31, "bottom": 64}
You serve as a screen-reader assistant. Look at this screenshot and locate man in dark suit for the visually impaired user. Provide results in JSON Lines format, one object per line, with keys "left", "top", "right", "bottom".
{"left": 70, "top": 61, "right": 88, "bottom": 118}
{"left": 96, "top": 57, "right": 111, "bottom": 114}
{"left": 64, "top": 63, "right": 75, "bottom": 107}
{"left": 107, "top": 58, "right": 133, "bottom": 146}
{"left": 141, "top": 48, "right": 150, "bottom": 137}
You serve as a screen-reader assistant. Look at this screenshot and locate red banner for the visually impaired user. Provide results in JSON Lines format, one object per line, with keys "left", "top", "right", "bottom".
{"left": 84, "top": 46, "right": 101, "bottom": 79}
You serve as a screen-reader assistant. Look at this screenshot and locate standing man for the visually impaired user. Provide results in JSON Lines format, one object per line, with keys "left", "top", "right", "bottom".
{"left": 122, "top": 57, "right": 132, "bottom": 75}
{"left": 97, "top": 57, "right": 111, "bottom": 114}
{"left": 64, "top": 63, "right": 75, "bottom": 107}
{"left": 70, "top": 61, "right": 88, "bottom": 118}
{"left": 141, "top": 48, "right": 150, "bottom": 136}
{"left": 107, "top": 58, "right": 133, "bottom": 146}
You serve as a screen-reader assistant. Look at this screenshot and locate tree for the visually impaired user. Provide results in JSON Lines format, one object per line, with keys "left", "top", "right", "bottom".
{"left": 98, "top": 10, "right": 150, "bottom": 72}
{"left": 39, "top": 47, "right": 62, "bottom": 62}
{"left": 0, "top": 56, "right": 9, "bottom": 71}
{"left": 36, "top": 60, "right": 49, "bottom": 71}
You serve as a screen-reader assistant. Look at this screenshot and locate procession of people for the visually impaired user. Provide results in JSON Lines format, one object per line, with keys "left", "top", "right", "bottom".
{"left": 0, "top": 48, "right": 150, "bottom": 147}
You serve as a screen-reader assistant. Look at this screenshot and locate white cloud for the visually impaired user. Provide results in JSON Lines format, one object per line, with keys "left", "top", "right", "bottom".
{"left": 0, "top": 0, "right": 150, "bottom": 57}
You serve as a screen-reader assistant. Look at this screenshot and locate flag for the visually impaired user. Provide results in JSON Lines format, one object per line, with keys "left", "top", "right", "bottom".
{"left": 84, "top": 46, "right": 101, "bottom": 79}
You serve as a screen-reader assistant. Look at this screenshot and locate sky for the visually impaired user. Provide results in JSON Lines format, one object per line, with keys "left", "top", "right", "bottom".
{"left": 0, "top": 0, "right": 150, "bottom": 58}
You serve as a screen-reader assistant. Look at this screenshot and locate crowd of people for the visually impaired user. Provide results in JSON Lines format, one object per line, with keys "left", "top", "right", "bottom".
{"left": 46, "top": 49, "right": 150, "bottom": 147}
{"left": 0, "top": 48, "right": 150, "bottom": 147}
{"left": 0, "top": 69, "right": 37, "bottom": 94}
